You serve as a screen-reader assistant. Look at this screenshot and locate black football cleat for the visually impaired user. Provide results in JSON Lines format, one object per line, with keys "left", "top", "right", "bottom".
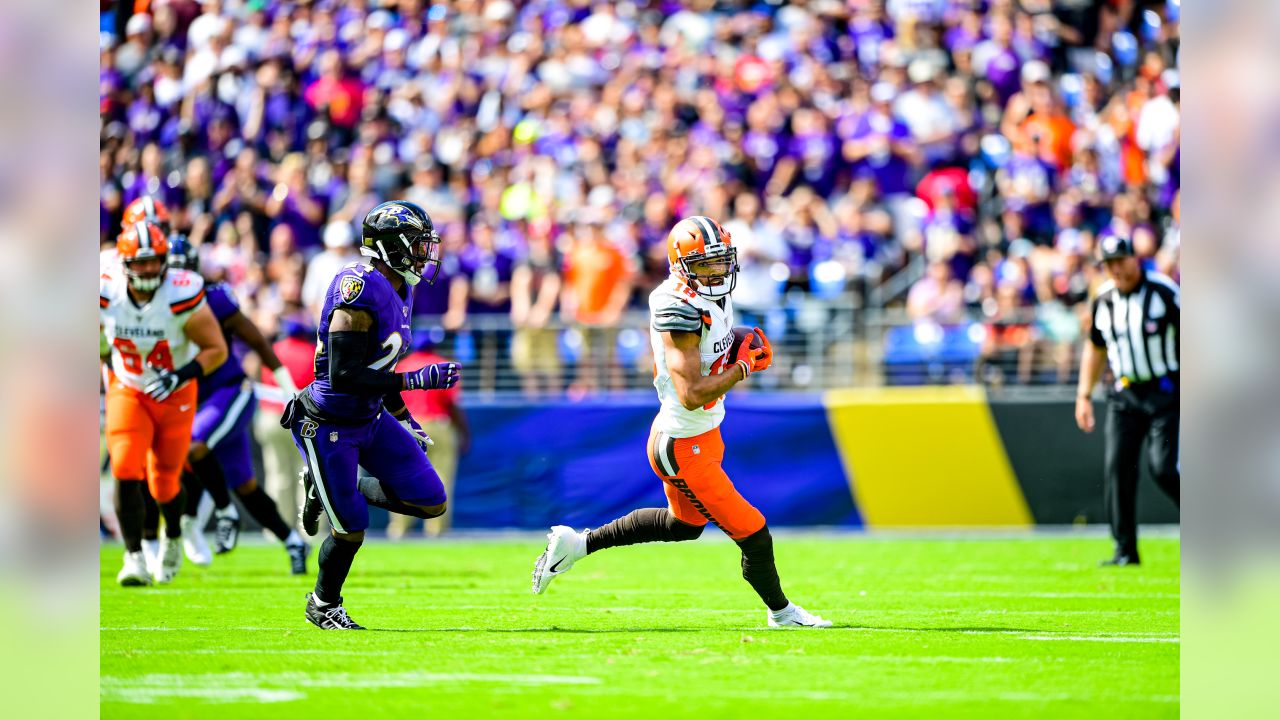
{"left": 214, "top": 510, "right": 241, "bottom": 554}
{"left": 299, "top": 469, "right": 324, "bottom": 537}
{"left": 1100, "top": 554, "right": 1140, "bottom": 567}
{"left": 287, "top": 539, "right": 310, "bottom": 576}
{"left": 305, "top": 592, "right": 364, "bottom": 630}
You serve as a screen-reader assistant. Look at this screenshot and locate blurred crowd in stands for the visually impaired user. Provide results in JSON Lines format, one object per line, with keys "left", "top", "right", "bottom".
{"left": 100, "top": 0, "right": 1180, "bottom": 392}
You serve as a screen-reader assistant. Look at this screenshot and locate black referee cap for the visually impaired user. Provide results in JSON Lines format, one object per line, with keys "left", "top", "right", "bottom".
{"left": 1098, "top": 232, "right": 1135, "bottom": 261}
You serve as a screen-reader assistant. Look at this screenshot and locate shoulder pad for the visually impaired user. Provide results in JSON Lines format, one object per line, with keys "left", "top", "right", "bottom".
{"left": 335, "top": 268, "right": 370, "bottom": 306}
{"left": 204, "top": 282, "right": 241, "bottom": 319}
{"left": 166, "top": 269, "right": 206, "bottom": 315}
{"left": 651, "top": 297, "right": 703, "bottom": 334}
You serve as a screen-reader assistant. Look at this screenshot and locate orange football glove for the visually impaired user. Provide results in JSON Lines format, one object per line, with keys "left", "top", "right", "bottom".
{"left": 751, "top": 326, "right": 773, "bottom": 372}
{"left": 732, "top": 329, "right": 772, "bottom": 380}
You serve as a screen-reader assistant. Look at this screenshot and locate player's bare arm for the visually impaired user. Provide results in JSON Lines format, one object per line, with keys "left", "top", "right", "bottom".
{"left": 223, "top": 310, "right": 284, "bottom": 371}
{"left": 663, "top": 330, "right": 742, "bottom": 411}
{"left": 183, "top": 303, "right": 229, "bottom": 375}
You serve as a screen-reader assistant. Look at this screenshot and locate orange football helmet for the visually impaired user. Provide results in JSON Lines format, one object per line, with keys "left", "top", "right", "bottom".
{"left": 666, "top": 215, "right": 738, "bottom": 299}
{"left": 117, "top": 221, "right": 170, "bottom": 291}
{"left": 122, "top": 196, "right": 171, "bottom": 233}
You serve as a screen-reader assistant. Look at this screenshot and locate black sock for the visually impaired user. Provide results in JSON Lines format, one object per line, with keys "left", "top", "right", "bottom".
{"left": 192, "top": 454, "right": 232, "bottom": 509}
{"left": 240, "top": 486, "right": 293, "bottom": 541}
{"left": 141, "top": 491, "right": 160, "bottom": 541}
{"left": 585, "top": 508, "right": 705, "bottom": 554}
{"left": 182, "top": 470, "right": 203, "bottom": 517}
{"left": 116, "top": 480, "right": 146, "bottom": 553}
{"left": 159, "top": 487, "right": 186, "bottom": 539}
{"left": 737, "top": 526, "right": 789, "bottom": 612}
{"left": 315, "top": 535, "right": 362, "bottom": 605}
{"left": 357, "top": 475, "right": 442, "bottom": 520}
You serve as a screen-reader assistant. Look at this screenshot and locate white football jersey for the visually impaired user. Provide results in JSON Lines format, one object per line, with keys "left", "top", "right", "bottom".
{"left": 100, "top": 268, "right": 206, "bottom": 392}
{"left": 649, "top": 276, "right": 736, "bottom": 438}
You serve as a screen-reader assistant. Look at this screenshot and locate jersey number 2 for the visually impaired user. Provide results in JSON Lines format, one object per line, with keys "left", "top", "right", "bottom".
{"left": 114, "top": 338, "right": 173, "bottom": 373}
{"left": 369, "top": 332, "right": 403, "bottom": 371}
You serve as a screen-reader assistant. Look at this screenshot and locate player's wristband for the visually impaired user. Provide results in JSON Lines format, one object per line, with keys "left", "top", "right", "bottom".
{"left": 736, "top": 359, "right": 751, "bottom": 380}
{"left": 174, "top": 360, "right": 203, "bottom": 383}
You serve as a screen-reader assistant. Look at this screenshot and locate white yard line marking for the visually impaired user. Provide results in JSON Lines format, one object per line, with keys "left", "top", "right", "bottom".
{"left": 102, "top": 688, "right": 304, "bottom": 704}
{"left": 1016, "top": 634, "right": 1180, "bottom": 643}
{"left": 102, "top": 671, "right": 603, "bottom": 704}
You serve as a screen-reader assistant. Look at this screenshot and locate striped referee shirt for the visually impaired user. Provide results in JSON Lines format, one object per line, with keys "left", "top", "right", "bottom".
{"left": 1089, "top": 271, "right": 1180, "bottom": 387}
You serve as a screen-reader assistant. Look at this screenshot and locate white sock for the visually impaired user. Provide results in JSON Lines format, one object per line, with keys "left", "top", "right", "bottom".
{"left": 769, "top": 602, "right": 795, "bottom": 619}
{"left": 285, "top": 529, "right": 303, "bottom": 546}
{"left": 215, "top": 504, "right": 240, "bottom": 520}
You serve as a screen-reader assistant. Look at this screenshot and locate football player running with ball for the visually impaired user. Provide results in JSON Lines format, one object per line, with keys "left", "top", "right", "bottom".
{"left": 282, "top": 201, "right": 461, "bottom": 630}
{"left": 532, "top": 216, "right": 831, "bottom": 628}
{"left": 101, "top": 221, "right": 228, "bottom": 586}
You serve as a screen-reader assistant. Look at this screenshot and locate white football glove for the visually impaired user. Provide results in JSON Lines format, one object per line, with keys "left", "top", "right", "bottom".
{"left": 272, "top": 366, "right": 298, "bottom": 395}
{"left": 400, "top": 416, "right": 434, "bottom": 452}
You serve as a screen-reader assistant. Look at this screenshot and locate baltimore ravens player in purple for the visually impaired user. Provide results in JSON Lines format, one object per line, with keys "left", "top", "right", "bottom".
{"left": 282, "top": 201, "right": 460, "bottom": 630}
{"left": 166, "top": 237, "right": 309, "bottom": 574}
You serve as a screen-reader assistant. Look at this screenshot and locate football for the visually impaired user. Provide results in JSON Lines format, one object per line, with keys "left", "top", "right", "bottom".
{"left": 727, "top": 326, "right": 763, "bottom": 361}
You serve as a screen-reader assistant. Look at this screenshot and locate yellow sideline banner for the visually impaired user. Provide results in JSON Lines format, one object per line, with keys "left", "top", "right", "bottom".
{"left": 824, "top": 386, "right": 1033, "bottom": 527}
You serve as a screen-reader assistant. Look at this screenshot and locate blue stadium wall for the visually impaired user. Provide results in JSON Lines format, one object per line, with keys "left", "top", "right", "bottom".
{"left": 447, "top": 388, "right": 1179, "bottom": 530}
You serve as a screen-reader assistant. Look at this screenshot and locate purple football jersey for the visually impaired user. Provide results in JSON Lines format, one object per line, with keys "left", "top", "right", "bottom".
{"left": 198, "top": 282, "right": 248, "bottom": 401}
{"left": 306, "top": 262, "right": 414, "bottom": 421}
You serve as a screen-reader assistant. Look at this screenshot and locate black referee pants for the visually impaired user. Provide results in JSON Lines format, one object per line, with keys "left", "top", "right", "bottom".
{"left": 1104, "top": 395, "right": 1180, "bottom": 559}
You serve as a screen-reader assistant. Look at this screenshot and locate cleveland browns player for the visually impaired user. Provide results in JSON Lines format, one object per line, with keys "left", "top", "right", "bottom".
{"left": 532, "top": 216, "right": 831, "bottom": 628}
{"left": 101, "top": 221, "right": 228, "bottom": 586}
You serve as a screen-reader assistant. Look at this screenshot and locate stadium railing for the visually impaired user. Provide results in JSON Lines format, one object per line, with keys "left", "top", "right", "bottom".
{"left": 401, "top": 296, "right": 1089, "bottom": 397}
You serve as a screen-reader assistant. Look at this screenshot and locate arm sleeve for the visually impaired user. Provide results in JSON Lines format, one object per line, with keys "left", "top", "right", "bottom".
{"left": 651, "top": 299, "right": 703, "bottom": 334}
{"left": 383, "top": 391, "right": 408, "bottom": 417}
{"left": 328, "top": 331, "right": 404, "bottom": 394}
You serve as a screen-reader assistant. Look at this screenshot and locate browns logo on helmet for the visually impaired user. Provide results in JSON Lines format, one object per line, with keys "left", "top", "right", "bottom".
{"left": 666, "top": 215, "right": 739, "bottom": 299}
{"left": 117, "top": 221, "right": 170, "bottom": 292}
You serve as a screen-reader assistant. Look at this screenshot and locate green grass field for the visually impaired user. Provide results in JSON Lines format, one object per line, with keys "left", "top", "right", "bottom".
{"left": 100, "top": 533, "right": 1178, "bottom": 719}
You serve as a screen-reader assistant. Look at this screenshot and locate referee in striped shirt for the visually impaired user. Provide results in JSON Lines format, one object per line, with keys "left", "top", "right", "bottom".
{"left": 1074, "top": 233, "right": 1180, "bottom": 566}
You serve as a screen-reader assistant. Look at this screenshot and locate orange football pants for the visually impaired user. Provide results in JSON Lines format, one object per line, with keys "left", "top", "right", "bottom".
{"left": 646, "top": 424, "right": 765, "bottom": 540}
{"left": 104, "top": 371, "right": 197, "bottom": 503}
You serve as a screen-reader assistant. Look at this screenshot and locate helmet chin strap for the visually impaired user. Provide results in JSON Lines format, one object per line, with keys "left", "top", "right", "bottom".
{"left": 399, "top": 268, "right": 422, "bottom": 286}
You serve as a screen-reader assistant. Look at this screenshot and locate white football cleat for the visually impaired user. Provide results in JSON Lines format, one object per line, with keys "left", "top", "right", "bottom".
{"left": 768, "top": 602, "right": 832, "bottom": 628}
{"left": 117, "top": 550, "right": 152, "bottom": 587}
{"left": 532, "top": 525, "right": 587, "bottom": 594}
{"left": 180, "top": 515, "right": 213, "bottom": 566}
{"left": 154, "top": 536, "right": 183, "bottom": 584}
{"left": 142, "top": 538, "right": 162, "bottom": 578}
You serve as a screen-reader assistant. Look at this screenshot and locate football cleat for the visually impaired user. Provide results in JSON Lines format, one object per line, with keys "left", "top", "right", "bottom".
{"left": 214, "top": 507, "right": 241, "bottom": 554}
{"left": 142, "top": 538, "right": 161, "bottom": 578}
{"left": 299, "top": 469, "right": 324, "bottom": 537}
{"left": 180, "top": 515, "right": 213, "bottom": 566}
{"left": 195, "top": 491, "right": 215, "bottom": 534}
{"left": 117, "top": 550, "right": 152, "bottom": 587}
{"left": 767, "top": 603, "right": 832, "bottom": 628}
{"left": 305, "top": 593, "right": 365, "bottom": 630}
{"left": 286, "top": 538, "right": 310, "bottom": 576}
{"left": 532, "top": 525, "right": 588, "bottom": 594}
{"left": 155, "top": 536, "right": 183, "bottom": 584}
